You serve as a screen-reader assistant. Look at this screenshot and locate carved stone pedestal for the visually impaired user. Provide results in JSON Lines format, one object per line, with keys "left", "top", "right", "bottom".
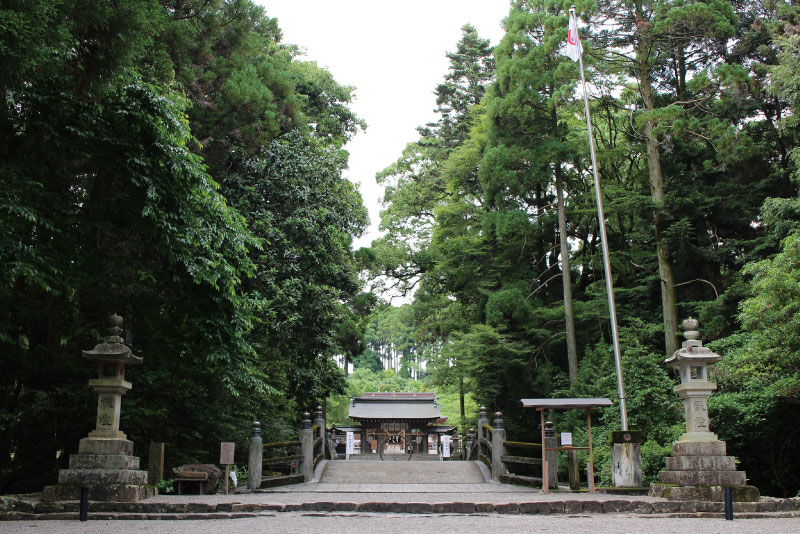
{"left": 43, "top": 437, "right": 155, "bottom": 502}
{"left": 650, "top": 440, "right": 759, "bottom": 502}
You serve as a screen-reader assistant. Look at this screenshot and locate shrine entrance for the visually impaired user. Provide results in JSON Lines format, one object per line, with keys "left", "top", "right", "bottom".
{"left": 333, "top": 392, "right": 456, "bottom": 460}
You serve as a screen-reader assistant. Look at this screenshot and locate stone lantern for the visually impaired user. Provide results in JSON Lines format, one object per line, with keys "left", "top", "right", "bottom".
{"left": 650, "top": 318, "right": 759, "bottom": 502}
{"left": 663, "top": 317, "right": 721, "bottom": 442}
{"left": 43, "top": 315, "right": 155, "bottom": 502}
{"left": 83, "top": 313, "right": 143, "bottom": 440}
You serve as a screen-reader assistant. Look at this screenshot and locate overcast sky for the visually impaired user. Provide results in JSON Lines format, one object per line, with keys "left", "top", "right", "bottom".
{"left": 257, "top": 1, "right": 510, "bottom": 248}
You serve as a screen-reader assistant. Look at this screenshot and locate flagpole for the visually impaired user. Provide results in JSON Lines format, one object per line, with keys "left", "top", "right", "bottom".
{"left": 570, "top": 6, "right": 628, "bottom": 431}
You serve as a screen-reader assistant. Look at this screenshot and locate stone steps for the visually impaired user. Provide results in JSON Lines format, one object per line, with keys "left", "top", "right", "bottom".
{"left": 320, "top": 460, "right": 485, "bottom": 484}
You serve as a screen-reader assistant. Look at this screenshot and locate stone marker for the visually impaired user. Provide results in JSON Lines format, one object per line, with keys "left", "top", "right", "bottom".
{"left": 650, "top": 318, "right": 759, "bottom": 502}
{"left": 43, "top": 314, "right": 155, "bottom": 502}
{"left": 148, "top": 443, "right": 165, "bottom": 485}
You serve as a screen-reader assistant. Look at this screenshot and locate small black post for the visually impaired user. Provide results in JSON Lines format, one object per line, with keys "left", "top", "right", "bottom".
{"left": 724, "top": 486, "right": 733, "bottom": 521}
{"left": 79, "top": 487, "right": 89, "bottom": 521}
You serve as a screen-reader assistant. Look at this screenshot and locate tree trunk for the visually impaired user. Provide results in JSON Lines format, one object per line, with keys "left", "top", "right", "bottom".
{"left": 555, "top": 162, "right": 578, "bottom": 384}
{"left": 636, "top": 16, "right": 680, "bottom": 356}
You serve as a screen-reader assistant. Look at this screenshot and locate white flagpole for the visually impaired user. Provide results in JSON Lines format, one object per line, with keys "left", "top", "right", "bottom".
{"left": 570, "top": 6, "right": 628, "bottom": 431}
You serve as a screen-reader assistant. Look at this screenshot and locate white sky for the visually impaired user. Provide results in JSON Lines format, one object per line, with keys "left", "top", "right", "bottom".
{"left": 257, "top": 1, "right": 510, "bottom": 248}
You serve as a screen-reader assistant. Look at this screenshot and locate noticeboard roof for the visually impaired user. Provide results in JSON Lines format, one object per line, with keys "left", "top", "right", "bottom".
{"left": 520, "top": 398, "right": 613, "bottom": 410}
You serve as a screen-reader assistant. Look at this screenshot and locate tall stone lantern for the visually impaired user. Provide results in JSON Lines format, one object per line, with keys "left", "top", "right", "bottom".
{"left": 43, "top": 315, "right": 155, "bottom": 502}
{"left": 650, "top": 318, "right": 759, "bottom": 502}
{"left": 664, "top": 317, "right": 720, "bottom": 442}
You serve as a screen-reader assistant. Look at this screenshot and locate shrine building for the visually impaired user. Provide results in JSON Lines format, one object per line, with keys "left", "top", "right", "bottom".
{"left": 332, "top": 392, "right": 456, "bottom": 457}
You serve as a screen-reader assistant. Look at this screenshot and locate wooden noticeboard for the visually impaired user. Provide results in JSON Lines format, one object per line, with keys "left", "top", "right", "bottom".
{"left": 220, "top": 442, "right": 235, "bottom": 465}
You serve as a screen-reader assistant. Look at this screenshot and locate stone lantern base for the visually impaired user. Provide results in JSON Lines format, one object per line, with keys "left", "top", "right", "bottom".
{"left": 42, "top": 437, "right": 155, "bottom": 503}
{"left": 649, "top": 440, "right": 759, "bottom": 502}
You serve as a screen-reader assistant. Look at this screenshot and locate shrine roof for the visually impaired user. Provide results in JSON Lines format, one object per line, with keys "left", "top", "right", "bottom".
{"left": 348, "top": 392, "right": 441, "bottom": 421}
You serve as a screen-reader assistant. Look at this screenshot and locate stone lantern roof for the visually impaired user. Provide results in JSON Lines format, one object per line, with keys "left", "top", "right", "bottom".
{"left": 82, "top": 313, "right": 143, "bottom": 365}
{"left": 664, "top": 317, "right": 721, "bottom": 368}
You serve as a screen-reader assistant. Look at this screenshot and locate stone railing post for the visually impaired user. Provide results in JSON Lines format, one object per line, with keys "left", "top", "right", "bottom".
{"left": 299, "top": 412, "right": 314, "bottom": 482}
{"left": 326, "top": 428, "right": 335, "bottom": 460}
{"left": 477, "top": 406, "right": 488, "bottom": 444}
{"left": 465, "top": 428, "right": 475, "bottom": 461}
{"left": 314, "top": 406, "right": 325, "bottom": 443}
{"left": 247, "top": 422, "right": 263, "bottom": 490}
{"left": 491, "top": 412, "right": 506, "bottom": 481}
{"left": 545, "top": 421, "right": 558, "bottom": 489}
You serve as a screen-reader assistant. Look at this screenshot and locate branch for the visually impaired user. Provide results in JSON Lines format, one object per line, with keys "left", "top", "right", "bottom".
{"left": 526, "top": 273, "right": 563, "bottom": 301}
{"left": 674, "top": 278, "right": 719, "bottom": 299}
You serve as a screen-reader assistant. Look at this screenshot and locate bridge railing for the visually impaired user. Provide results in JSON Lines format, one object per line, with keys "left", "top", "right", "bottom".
{"left": 247, "top": 406, "right": 328, "bottom": 489}
{"left": 501, "top": 440, "right": 544, "bottom": 487}
{"left": 466, "top": 407, "right": 556, "bottom": 489}
{"left": 246, "top": 422, "right": 304, "bottom": 490}
{"left": 470, "top": 408, "right": 507, "bottom": 481}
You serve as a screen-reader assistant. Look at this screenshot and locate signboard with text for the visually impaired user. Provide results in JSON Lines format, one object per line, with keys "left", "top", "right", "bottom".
{"left": 346, "top": 432, "right": 354, "bottom": 455}
{"left": 220, "top": 442, "right": 235, "bottom": 465}
{"left": 441, "top": 435, "right": 451, "bottom": 458}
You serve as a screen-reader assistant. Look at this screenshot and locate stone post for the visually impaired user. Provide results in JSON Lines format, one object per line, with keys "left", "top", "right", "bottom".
{"left": 491, "top": 412, "right": 506, "bottom": 481}
{"left": 247, "top": 422, "right": 263, "bottom": 490}
{"left": 465, "top": 429, "right": 475, "bottom": 461}
{"left": 326, "top": 429, "right": 336, "bottom": 460}
{"left": 477, "top": 406, "right": 488, "bottom": 445}
{"left": 544, "top": 421, "right": 559, "bottom": 489}
{"left": 314, "top": 405, "right": 325, "bottom": 445}
{"left": 299, "top": 412, "right": 314, "bottom": 482}
{"left": 148, "top": 443, "right": 165, "bottom": 485}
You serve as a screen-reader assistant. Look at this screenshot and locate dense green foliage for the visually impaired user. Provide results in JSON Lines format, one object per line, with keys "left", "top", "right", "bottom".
{"left": 361, "top": 1, "right": 800, "bottom": 496}
{"left": 1, "top": 0, "right": 365, "bottom": 492}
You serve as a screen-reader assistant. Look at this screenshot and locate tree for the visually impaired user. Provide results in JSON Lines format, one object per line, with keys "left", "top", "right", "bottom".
{"left": 486, "top": 0, "right": 587, "bottom": 382}
{"left": 369, "top": 25, "right": 495, "bottom": 298}
{"left": 592, "top": 0, "right": 738, "bottom": 354}
{"left": 218, "top": 132, "right": 368, "bottom": 402}
{"left": 0, "top": 0, "right": 368, "bottom": 491}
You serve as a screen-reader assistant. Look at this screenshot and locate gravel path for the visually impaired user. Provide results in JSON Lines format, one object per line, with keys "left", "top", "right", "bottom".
{"left": 2, "top": 513, "right": 796, "bottom": 534}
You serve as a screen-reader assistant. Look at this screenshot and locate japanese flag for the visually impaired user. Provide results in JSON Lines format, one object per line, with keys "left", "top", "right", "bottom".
{"left": 566, "top": 11, "right": 583, "bottom": 62}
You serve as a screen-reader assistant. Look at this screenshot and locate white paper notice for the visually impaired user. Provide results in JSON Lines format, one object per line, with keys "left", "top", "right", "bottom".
{"left": 346, "top": 431, "right": 354, "bottom": 455}
{"left": 441, "top": 435, "right": 451, "bottom": 458}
